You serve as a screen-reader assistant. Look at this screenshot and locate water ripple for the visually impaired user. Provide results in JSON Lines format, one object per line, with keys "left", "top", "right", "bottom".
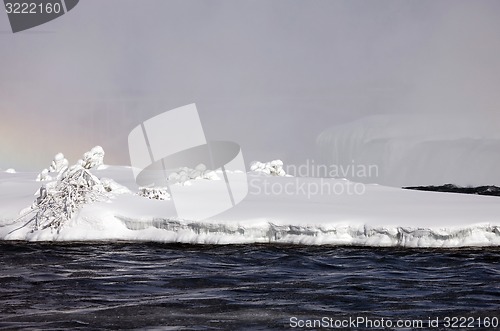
{"left": 0, "top": 243, "right": 499, "bottom": 330}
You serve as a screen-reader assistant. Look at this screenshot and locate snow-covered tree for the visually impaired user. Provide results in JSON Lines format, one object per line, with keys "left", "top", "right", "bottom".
{"left": 29, "top": 166, "right": 106, "bottom": 231}
{"left": 25, "top": 146, "right": 112, "bottom": 232}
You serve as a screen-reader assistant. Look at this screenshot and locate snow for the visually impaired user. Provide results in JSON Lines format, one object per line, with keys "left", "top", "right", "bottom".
{"left": 316, "top": 114, "right": 500, "bottom": 187}
{"left": 0, "top": 166, "right": 499, "bottom": 247}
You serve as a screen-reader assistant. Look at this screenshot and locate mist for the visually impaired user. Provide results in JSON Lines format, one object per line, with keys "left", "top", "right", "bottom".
{"left": 1, "top": 0, "right": 499, "bottom": 174}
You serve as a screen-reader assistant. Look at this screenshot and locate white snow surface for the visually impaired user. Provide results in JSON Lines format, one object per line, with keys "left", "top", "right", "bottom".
{"left": 317, "top": 114, "right": 500, "bottom": 187}
{"left": 1, "top": 166, "right": 499, "bottom": 247}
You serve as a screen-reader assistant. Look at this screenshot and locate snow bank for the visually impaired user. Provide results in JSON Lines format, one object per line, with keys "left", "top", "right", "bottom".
{"left": 316, "top": 114, "right": 500, "bottom": 187}
{"left": 1, "top": 169, "right": 499, "bottom": 247}
{"left": 250, "top": 160, "right": 290, "bottom": 176}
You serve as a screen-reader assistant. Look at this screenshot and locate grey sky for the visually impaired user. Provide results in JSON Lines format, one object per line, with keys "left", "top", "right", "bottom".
{"left": 1, "top": 0, "right": 499, "bottom": 171}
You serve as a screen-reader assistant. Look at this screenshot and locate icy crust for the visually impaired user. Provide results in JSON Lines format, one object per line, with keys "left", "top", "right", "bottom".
{"left": 2, "top": 214, "right": 499, "bottom": 247}
{"left": 116, "top": 218, "right": 500, "bottom": 247}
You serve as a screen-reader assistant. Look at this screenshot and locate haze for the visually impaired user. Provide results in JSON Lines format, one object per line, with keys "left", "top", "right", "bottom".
{"left": 1, "top": 0, "right": 499, "bottom": 183}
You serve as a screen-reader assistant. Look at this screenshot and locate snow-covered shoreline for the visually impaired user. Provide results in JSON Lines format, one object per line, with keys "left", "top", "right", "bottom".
{"left": 1, "top": 165, "right": 499, "bottom": 247}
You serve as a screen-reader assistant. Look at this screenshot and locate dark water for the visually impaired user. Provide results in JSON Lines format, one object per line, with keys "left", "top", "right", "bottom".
{"left": 0, "top": 243, "right": 499, "bottom": 330}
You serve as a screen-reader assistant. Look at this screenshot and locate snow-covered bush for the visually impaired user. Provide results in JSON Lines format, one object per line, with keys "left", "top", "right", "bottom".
{"left": 138, "top": 187, "right": 171, "bottom": 200}
{"left": 250, "top": 160, "right": 288, "bottom": 176}
{"left": 167, "top": 163, "right": 220, "bottom": 186}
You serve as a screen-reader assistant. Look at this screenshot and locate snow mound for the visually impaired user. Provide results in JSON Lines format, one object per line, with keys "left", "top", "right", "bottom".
{"left": 250, "top": 160, "right": 289, "bottom": 176}
{"left": 317, "top": 114, "right": 500, "bottom": 187}
{"left": 5, "top": 168, "right": 16, "bottom": 174}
